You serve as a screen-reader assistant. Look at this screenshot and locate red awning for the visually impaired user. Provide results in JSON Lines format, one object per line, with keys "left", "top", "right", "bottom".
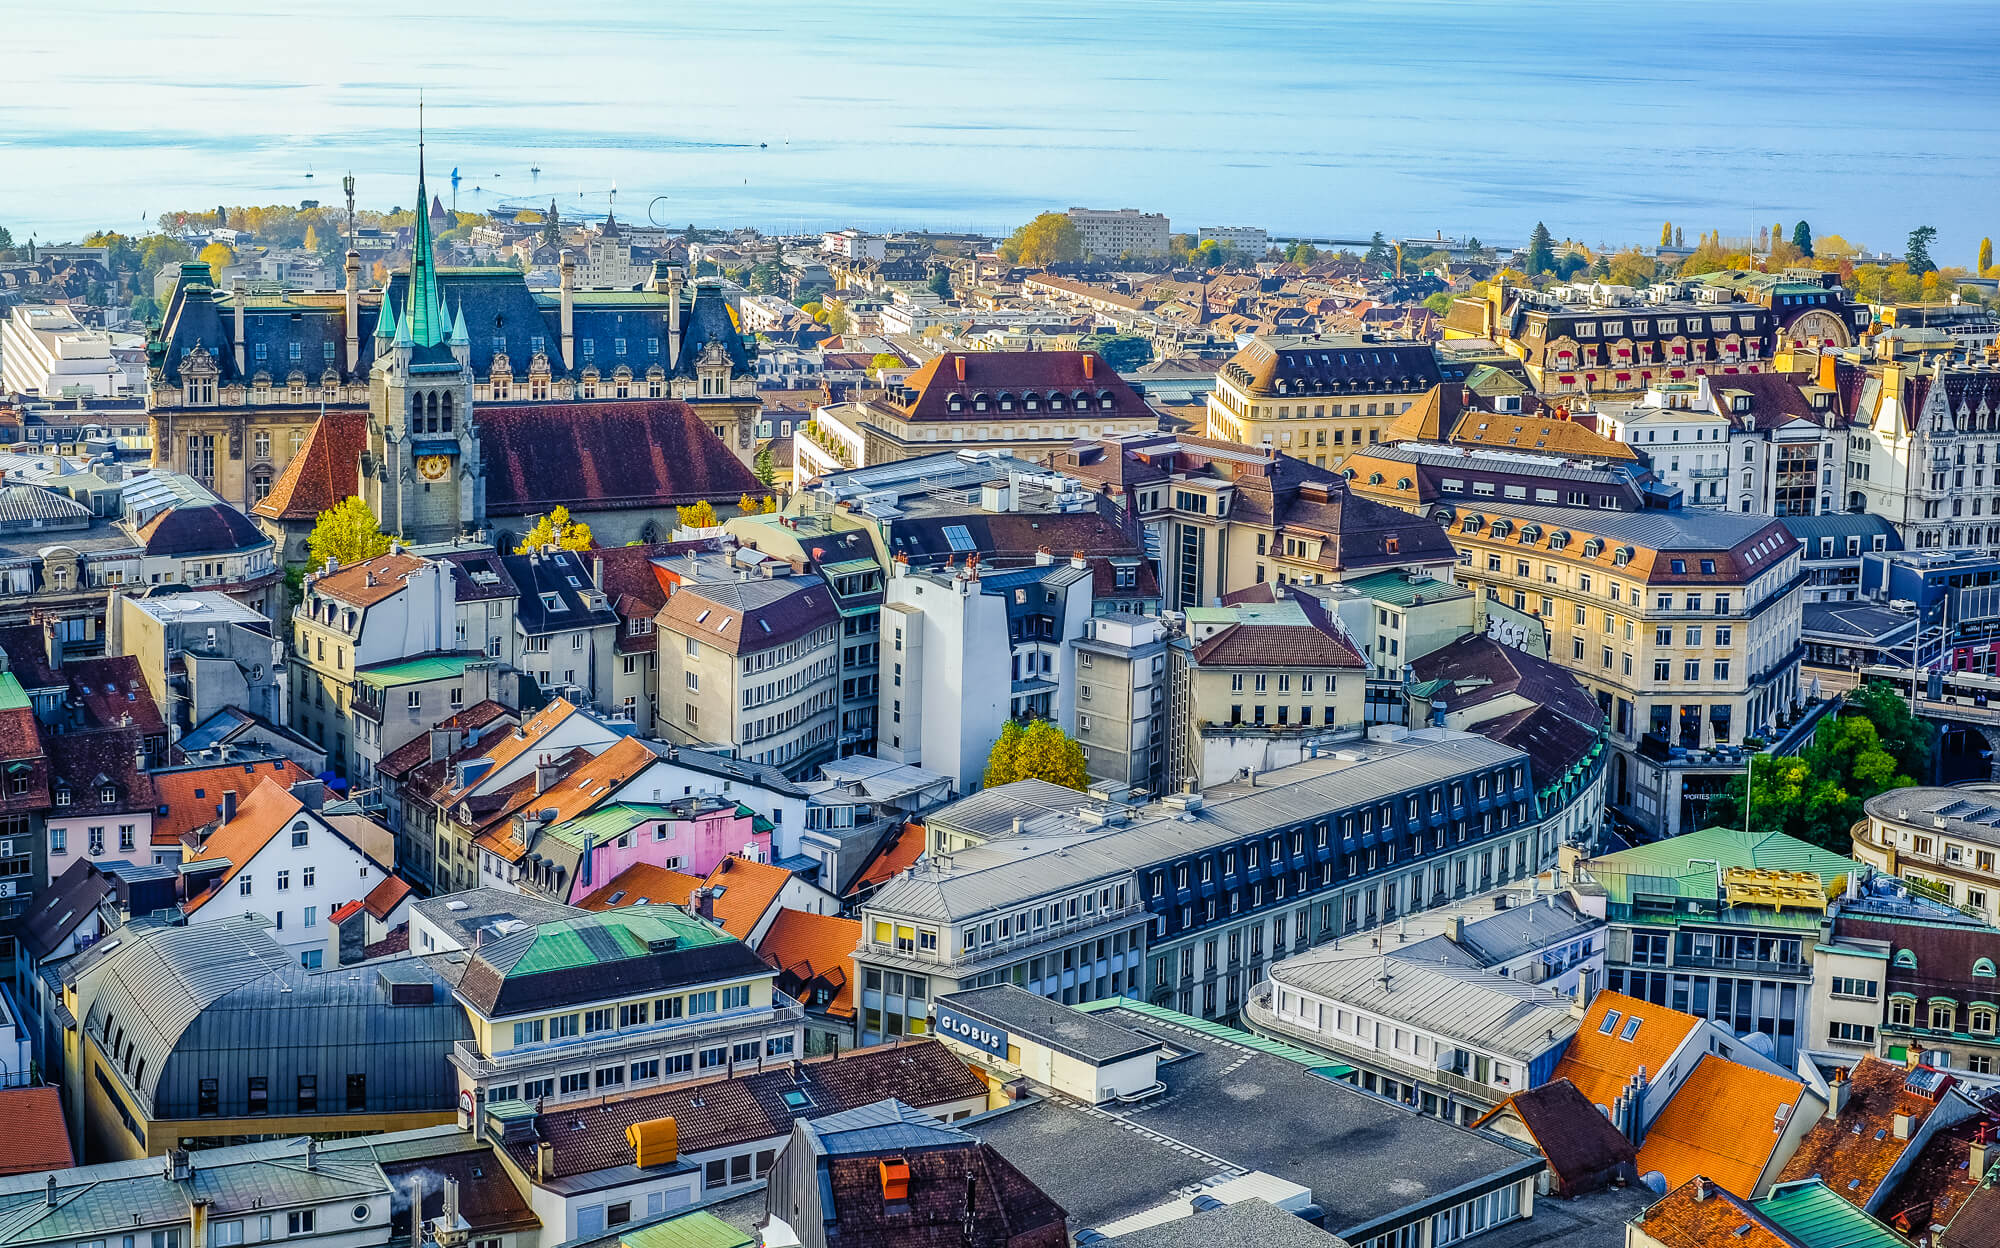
{"left": 1559, "top": 375, "right": 1576, "bottom": 384}
{"left": 1723, "top": 366, "right": 1740, "bottom": 374}
{"left": 1669, "top": 369, "right": 1686, "bottom": 379}
{"left": 1615, "top": 372, "right": 1632, "bottom": 382}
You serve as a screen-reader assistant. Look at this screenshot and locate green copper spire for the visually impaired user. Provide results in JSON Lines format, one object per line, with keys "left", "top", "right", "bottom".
{"left": 373, "top": 290, "right": 396, "bottom": 341}
{"left": 405, "top": 100, "right": 444, "bottom": 348}
{"left": 395, "top": 299, "right": 414, "bottom": 347}
{"left": 449, "top": 299, "right": 468, "bottom": 347}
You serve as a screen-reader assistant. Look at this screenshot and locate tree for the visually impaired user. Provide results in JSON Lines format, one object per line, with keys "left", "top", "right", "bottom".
{"left": 676, "top": 500, "right": 719, "bottom": 530}
{"left": 129, "top": 293, "right": 159, "bottom": 324}
{"left": 1907, "top": 225, "right": 1938, "bottom": 276}
{"left": 1524, "top": 222, "right": 1555, "bottom": 276}
{"left": 823, "top": 303, "right": 852, "bottom": 335}
{"left": 1788, "top": 221, "right": 1813, "bottom": 259}
{"left": 998, "top": 213, "right": 1082, "bottom": 267}
{"left": 1709, "top": 682, "right": 1924, "bottom": 852}
{"left": 1283, "top": 241, "right": 1320, "bottom": 266}
{"left": 1660, "top": 222, "right": 1672, "bottom": 248}
{"left": 513, "top": 504, "right": 593, "bottom": 553}
{"left": 1364, "top": 231, "right": 1390, "bottom": 267}
{"left": 1076, "top": 333, "right": 1152, "bottom": 372}
{"left": 1981, "top": 237, "right": 1994, "bottom": 275}
{"left": 196, "top": 241, "right": 234, "bottom": 279}
{"left": 870, "top": 352, "right": 905, "bottom": 373}
{"left": 1674, "top": 226, "right": 1684, "bottom": 248}
{"left": 926, "top": 269, "right": 953, "bottom": 300}
{"left": 981, "top": 719, "right": 1088, "bottom": 791}
{"left": 753, "top": 445, "right": 777, "bottom": 487}
{"left": 800, "top": 301, "right": 824, "bottom": 321}
{"left": 1607, "top": 248, "right": 1657, "bottom": 288}
{"left": 307, "top": 497, "right": 392, "bottom": 569}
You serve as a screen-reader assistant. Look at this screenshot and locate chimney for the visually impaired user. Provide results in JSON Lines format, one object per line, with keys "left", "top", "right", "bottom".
{"left": 443, "top": 1178, "right": 460, "bottom": 1230}
{"left": 694, "top": 886, "right": 716, "bottom": 923}
{"left": 42, "top": 617, "right": 63, "bottom": 673}
{"left": 666, "top": 265, "right": 684, "bottom": 368}
{"left": 305, "top": 1138, "right": 319, "bottom": 1171}
{"left": 290, "top": 777, "right": 325, "bottom": 812}
{"left": 1083, "top": 354, "right": 1095, "bottom": 380}
{"left": 591, "top": 555, "right": 604, "bottom": 590}
{"left": 954, "top": 356, "right": 966, "bottom": 382}
{"left": 1071, "top": 550, "right": 1086, "bottom": 570}
{"left": 189, "top": 1200, "right": 209, "bottom": 1248}
{"left": 1825, "top": 1067, "right": 1850, "bottom": 1120}
{"left": 231, "top": 277, "right": 247, "bottom": 374}
{"left": 170, "top": 1149, "right": 192, "bottom": 1182}
{"left": 1893, "top": 1112, "right": 1913, "bottom": 1141}
{"left": 430, "top": 727, "right": 454, "bottom": 763}
{"left": 535, "top": 753, "right": 560, "bottom": 794}
{"left": 1035, "top": 544, "right": 1053, "bottom": 566}
{"left": 1571, "top": 965, "right": 1599, "bottom": 1020}
{"left": 1446, "top": 915, "right": 1465, "bottom": 944}
{"left": 1972, "top": 1131, "right": 1994, "bottom": 1182}
{"left": 344, "top": 249, "right": 361, "bottom": 371}
{"left": 221, "top": 789, "right": 238, "bottom": 825}
{"left": 1693, "top": 1178, "right": 1713, "bottom": 1203}
{"left": 471, "top": 1087, "right": 487, "bottom": 1142}
{"left": 558, "top": 250, "right": 577, "bottom": 369}
{"left": 536, "top": 1140, "right": 555, "bottom": 1182}
{"left": 43, "top": 1175, "right": 55, "bottom": 1207}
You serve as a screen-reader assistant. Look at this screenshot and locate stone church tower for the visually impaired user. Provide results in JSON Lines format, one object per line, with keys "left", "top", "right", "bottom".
{"left": 362, "top": 140, "right": 485, "bottom": 545}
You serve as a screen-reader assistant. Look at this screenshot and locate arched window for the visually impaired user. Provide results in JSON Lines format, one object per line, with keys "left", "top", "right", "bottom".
{"left": 1972, "top": 1006, "right": 1997, "bottom": 1035}
{"left": 1976, "top": 957, "right": 1996, "bottom": 978}
{"left": 1582, "top": 538, "right": 1603, "bottom": 558}
{"left": 1928, "top": 1001, "right": 1955, "bottom": 1032}
{"left": 440, "top": 392, "right": 453, "bottom": 433}
{"left": 1894, "top": 948, "right": 1917, "bottom": 969}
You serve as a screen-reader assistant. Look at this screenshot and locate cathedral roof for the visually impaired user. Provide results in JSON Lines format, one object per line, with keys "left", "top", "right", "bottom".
{"left": 252, "top": 410, "right": 368, "bottom": 522}
{"left": 478, "top": 400, "right": 761, "bottom": 517}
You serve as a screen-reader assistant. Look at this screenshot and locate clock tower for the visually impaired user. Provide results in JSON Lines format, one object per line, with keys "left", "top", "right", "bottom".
{"left": 361, "top": 125, "right": 485, "bottom": 546}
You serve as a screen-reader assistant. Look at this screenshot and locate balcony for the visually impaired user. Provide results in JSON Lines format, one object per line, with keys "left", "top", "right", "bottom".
{"left": 450, "top": 992, "right": 807, "bottom": 1081}
{"left": 1244, "top": 985, "right": 1512, "bottom": 1105}
{"left": 1667, "top": 952, "right": 1809, "bottom": 978}
{"left": 1688, "top": 466, "right": 1728, "bottom": 479}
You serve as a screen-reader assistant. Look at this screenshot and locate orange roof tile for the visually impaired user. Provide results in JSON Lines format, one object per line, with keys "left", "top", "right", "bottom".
{"left": 699, "top": 854, "right": 792, "bottom": 938}
{"left": 1636, "top": 1054, "right": 1812, "bottom": 1198}
{"left": 853, "top": 821, "right": 926, "bottom": 891}
{"left": 1552, "top": 990, "right": 1701, "bottom": 1115}
{"left": 148, "top": 758, "right": 303, "bottom": 846}
{"left": 0, "top": 1086, "right": 74, "bottom": 1175}
{"left": 311, "top": 552, "right": 431, "bottom": 608}
{"left": 578, "top": 862, "right": 704, "bottom": 910}
{"left": 519, "top": 735, "right": 658, "bottom": 826}
{"left": 756, "top": 908, "right": 861, "bottom": 1019}
{"left": 1776, "top": 1056, "right": 1947, "bottom": 1206}
{"left": 363, "top": 874, "right": 412, "bottom": 920}
{"left": 1629, "top": 1177, "right": 1793, "bottom": 1248}
{"left": 449, "top": 698, "right": 580, "bottom": 802}
{"left": 252, "top": 410, "right": 365, "bottom": 521}
{"left": 181, "top": 777, "right": 304, "bottom": 913}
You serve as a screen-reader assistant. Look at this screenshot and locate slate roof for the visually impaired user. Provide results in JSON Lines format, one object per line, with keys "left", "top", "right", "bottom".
{"left": 0, "top": 1087, "right": 73, "bottom": 1176}
{"left": 134, "top": 500, "right": 267, "bottom": 556}
{"left": 252, "top": 410, "right": 367, "bottom": 521}
{"left": 1475, "top": 1079, "right": 1635, "bottom": 1194}
{"left": 504, "top": 1039, "right": 986, "bottom": 1180}
{"left": 500, "top": 547, "right": 619, "bottom": 636}
{"left": 1409, "top": 634, "right": 1606, "bottom": 776}
{"left": 1221, "top": 333, "right": 1440, "bottom": 396}
{"left": 1635, "top": 1054, "right": 1812, "bottom": 1198}
{"left": 380, "top": 1148, "right": 540, "bottom": 1237}
{"left": 1095, "top": 1200, "right": 1345, "bottom": 1248}
{"left": 892, "top": 351, "right": 1151, "bottom": 424}
{"left": 16, "top": 859, "right": 114, "bottom": 962}
{"left": 656, "top": 573, "right": 837, "bottom": 656}
{"left": 478, "top": 400, "right": 760, "bottom": 516}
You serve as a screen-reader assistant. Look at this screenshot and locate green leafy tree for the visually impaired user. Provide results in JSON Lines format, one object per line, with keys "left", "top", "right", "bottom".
{"left": 870, "top": 352, "right": 905, "bottom": 373}
{"left": 307, "top": 497, "right": 392, "bottom": 569}
{"left": 1907, "top": 225, "right": 1938, "bottom": 276}
{"left": 753, "top": 445, "right": 777, "bottom": 487}
{"left": 998, "top": 213, "right": 1083, "bottom": 267}
{"left": 823, "top": 303, "right": 852, "bottom": 335}
{"left": 1364, "top": 231, "right": 1390, "bottom": 266}
{"left": 1076, "top": 333, "right": 1152, "bottom": 371}
{"left": 1792, "top": 221, "right": 1814, "bottom": 258}
{"left": 1980, "top": 237, "right": 1994, "bottom": 275}
{"left": 1524, "top": 222, "right": 1555, "bottom": 276}
{"left": 513, "top": 504, "right": 594, "bottom": 553}
{"left": 129, "top": 293, "right": 159, "bottom": 324}
{"left": 1674, "top": 226, "right": 1684, "bottom": 248}
{"left": 926, "top": 269, "right": 953, "bottom": 299}
{"left": 982, "top": 719, "right": 1088, "bottom": 791}
{"left": 1709, "top": 682, "right": 1925, "bottom": 852}
{"left": 1283, "top": 241, "right": 1320, "bottom": 266}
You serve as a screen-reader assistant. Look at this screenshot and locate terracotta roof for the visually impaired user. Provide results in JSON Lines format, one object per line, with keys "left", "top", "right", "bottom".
{"left": 181, "top": 776, "right": 306, "bottom": 913}
{"left": 253, "top": 410, "right": 367, "bottom": 520}
{"left": 1629, "top": 1177, "right": 1795, "bottom": 1248}
{"left": 1552, "top": 990, "right": 1701, "bottom": 1116}
{"left": 330, "top": 899, "right": 365, "bottom": 924}
{"left": 478, "top": 400, "right": 762, "bottom": 516}
{"left": 1940, "top": 1176, "right": 2000, "bottom": 1246}
{"left": 1473, "top": 1078, "right": 1635, "bottom": 1194}
{"left": 700, "top": 853, "right": 794, "bottom": 938}
{"left": 148, "top": 758, "right": 303, "bottom": 845}
{"left": 655, "top": 574, "right": 837, "bottom": 657}
{"left": 363, "top": 873, "right": 412, "bottom": 919}
{"left": 1636, "top": 1054, "right": 1812, "bottom": 1198}
{"left": 377, "top": 700, "right": 516, "bottom": 781}
{"left": 311, "top": 551, "right": 431, "bottom": 608}
{"left": 756, "top": 908, "right": 861, "bottom": 1019}
{"left": 1776, "top": 1056, "right": 1950, "bottom": 1207}
{"left": 578, "top": 862, "right": 704, "bottom": 910}
{"left": 0, "top": 1087, "right": 74, "bottom": 1176}
{"left": 893, "top": 351, "right": 1152, "bottom": 424}
{"left": 504, "top": 1040, "right": 986, "bottom": 1179}
{"left": 446, "top": 698, "right": 579, "bottom": 802}
{"left": 67, "top": 654, "right": 165, "bottom": 734}
{"left": 520, "top": 734, "right": 660, "bottom": 827}
{"left": 1190, "top": 620, "right": 1365, "bottom": 668}
{"left": 853, "top": 821, "right": 926, "bottom": 892}
{"left": 46, "top": 730, "right": 155, "bottom": 816}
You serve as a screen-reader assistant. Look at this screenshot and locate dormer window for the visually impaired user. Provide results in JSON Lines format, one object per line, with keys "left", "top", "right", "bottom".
{"left": 947, "top": 393, "right": 965, "bottom": 413}
{"left": 54, "top": 787, "right": 70, "bottom": 807}
{"left": 100, "top": 785, "right": 116, "bottom": 803}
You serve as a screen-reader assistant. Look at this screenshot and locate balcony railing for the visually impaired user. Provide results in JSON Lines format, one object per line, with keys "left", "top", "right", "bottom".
{"left": 451, "top": 992, "right": 806, "bottom": 1080}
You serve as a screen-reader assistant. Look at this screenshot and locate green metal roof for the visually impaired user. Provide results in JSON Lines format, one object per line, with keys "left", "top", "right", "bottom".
{"left": 1075, "top": 997, "right": 1338, "bottom": 1069}
{"left": 503, "top": 905, "right": 731, "bottom": 977}
{"left": 1586, "top": 826, "right": 1854, "bottom": 905}
{"left": 541, "top": 802, "right": 684, "bottom": 849}
{"left": 1345, "top": 570, "right": 1470, "bottom": 608}
{"left": 0, "top": 673, "right": 29, "bottom": 713}
{"left": 619, "top": 1211, "right": 753, "bottom": 1248}
{"left": 819, "top": 557, "right": 880, "bottom": 576}
{"left": 354, "top": 654, "right": 478, "bottom": 688}
{"left": 1757, "top": 1180, "right": 1913, "bottom": 1248}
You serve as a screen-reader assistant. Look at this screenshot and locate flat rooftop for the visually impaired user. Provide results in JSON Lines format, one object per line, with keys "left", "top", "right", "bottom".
{"left": 941, "top": 984, "right": 1160, "bottom": 1065}
{"left": 965, "top": 1001, "right": 1538, "bottom": 1242}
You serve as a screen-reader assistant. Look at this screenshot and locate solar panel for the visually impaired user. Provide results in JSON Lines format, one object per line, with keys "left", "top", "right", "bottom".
{"left": 943, "top": 525, "right": 977, "bottom": 552}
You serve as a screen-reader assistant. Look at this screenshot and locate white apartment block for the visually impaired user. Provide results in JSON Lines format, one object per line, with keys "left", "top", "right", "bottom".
{"left": 1066, "top": 208, "right": 1171, "bottom": 259}
{"left": 1198, "top": 226, "right": 1269, "bottom": 256}
{"left": 1, "top": 306, "right": 136, "bottom": 398}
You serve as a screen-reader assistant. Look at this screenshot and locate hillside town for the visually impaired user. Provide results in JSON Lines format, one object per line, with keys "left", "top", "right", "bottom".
{"left": 3, "top": 151, "right": 2000, "bottom": 1248}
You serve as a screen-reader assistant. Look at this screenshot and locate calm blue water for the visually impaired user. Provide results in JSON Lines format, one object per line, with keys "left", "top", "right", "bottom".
{"left": 4, "top": 0, "right": 1997, "bottom": 264}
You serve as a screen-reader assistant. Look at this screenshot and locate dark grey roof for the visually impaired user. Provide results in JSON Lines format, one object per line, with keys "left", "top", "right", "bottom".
{"left": 1800, "top": 602, "right": 1916, "bottom": 644}
{"left": 659, "top": 744, "right": 808, "bottom": 798}
{"left": 1395, "top": 895, "right": 1600, "bottom": 970}
{"left": 16, "top": 859, "right": 114, "bottom": 962}
{"left": 1864, "top": 785, "right": 2000, "bottom": 848}
{"left": 940, "top": 984, "right": 1158, "bottom": 1065}
{"left": 1100, "top": 1200, "right": 1351, "bottom": 1248}
{"left": 1779, "top": 512, "right": 1901, "bottom": 551}
{"left": 969, "top": 1002, "right": 1539, "bottom": 1242}
{"left": 408, "top": 886, "right": 584, "bottom": 950}
{"left": 501, "top": 549, "right": 617, "bottom": 636}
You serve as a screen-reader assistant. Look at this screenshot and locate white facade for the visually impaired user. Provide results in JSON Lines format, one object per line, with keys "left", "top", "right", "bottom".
{"left": 1601, "top": 393, "right": 1734, "bottom": 508}
{"left": 1198, "top": 226, "right": 1269, "bottom": 256}
{"left": 821, "top": 229, "right": 887, "bottom": 262}
{"left": 190, "top": 803, "right": 390, "bottom": 964}
{"left": 1066, "top": 208, "right": 1171, "bottom": 259}
{"left": 1, "top": 306, "right": 134, "bottom": 398}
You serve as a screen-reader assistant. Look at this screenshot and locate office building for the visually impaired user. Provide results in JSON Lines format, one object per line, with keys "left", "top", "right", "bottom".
{"left": 1065, "top": 208, "right": 1170, "bottom": 259}
{"left": 1205, "top": 334, "right": 1441, "bottom": 469}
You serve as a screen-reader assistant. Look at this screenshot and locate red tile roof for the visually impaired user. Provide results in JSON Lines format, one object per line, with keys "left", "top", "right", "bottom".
{"left": 67, "top": 655, "right": 165, "bottom": 734}
{"left": 363, "top": 873, "right": 412, "bottom": 919}
{"left": 853, "top": 821, "right": 926, "bottom": 892}
{"left": 252, "top": 410, "right": 367, "bottom": 521}
{"left": 149, "top": 758, "right": 303, "bottom": 845}
{"left": 0, "top": 705, "right": 49, "bottom": 816}
{"left": 756, "top": 908, "right": 861, "bottom": 1019}
{"left": 699, "top": 854, "right": 793, "bottom": 938}
{"left": 478, "top": 400, "right": 761, "bottom": 516}
{"left": 1776, "top": 1056, "right": 1950, "bottom": 1206}
{"left": 893, "top": 351, "right": 1152, "bottom": 424}
{"left": 1635, "top": 1054, "right": 1812, "bottom": 1198}
{"left": 1190, "top": 620, "right": 1365, "bottom": 668}
{"left": 182, "top": 777, "right": 305, "bottom": 913}
{"left": 1628, "top": 1177, "right": 1793, "bottom": 1248}
{"left": 311, "top": 552, "right": 431, "bottom": 608}
{"left": 578, "top": 862, "right": 704, "bottom": 910}
{"left": 0, "top": 1087, "right": 73, "bottom": 1175}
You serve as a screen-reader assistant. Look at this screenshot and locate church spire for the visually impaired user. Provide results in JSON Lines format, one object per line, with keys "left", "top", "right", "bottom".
{"left": 406, "top": 97, "right": 444, "bottom": 348}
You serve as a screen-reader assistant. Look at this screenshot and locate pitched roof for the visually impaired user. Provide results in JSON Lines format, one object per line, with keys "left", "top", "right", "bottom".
{"left": 519, "top": 734, "right": 660, "bottom": 827}
{"left": 450, "top": 904, "right": 756, "bottom": 1018}
{"left": 251, "top": 411, "right": 368, "bottom": 522}
{"left": 364, "top": 874, "right": 412, "bottom": 920}
{"left": 1637, "top": 1054, "right": 1812, "bottom": 1198}
{"left": 1630, "top": 1177, "right": 1799, "bottom": 1248}
{"left": 66, "top": 654, "right": 165, "bottom": 734}
{"left": 312, "top": 552, "right": 431, "bottom": 607}
{"left": 1189, "top": 617, "right": 1365, "bottom": 669}
{"left": 853, "top": 821, "right": 926, "bottom": 891}
{"left": 0, "top": 1087, "right": 73, "bottom": 1176}
{"left": 577, "top": 862, "right": 704, "bottom": 910}
{"left": 45, "top": 729, "right": 155, "bottom": 816}
{"left": 655, "top": 574, "right": 837, "bottom": 656}
{"left": 446, "top": 698, "right": 581, "bottom": 802}
{"left": 477, "top": 400, "right": 761, "bottom": 516}
{"left": 755, "top": 907, "right": 861, "bottom": 1019}
{"left": 892, "top": 351, "right": 1153, "bottom": 424}
{"left": 149, "top": 758, "right": 304, "bottom": 844}
{"left": 1472, "top": 1078, "right": 1634, "bottom": 1192}
{"left": 1775, "top": 1056, "right": 1953, "bottom": 1207}
{"left": 1552, "top": 989, "right": 1701, "bottom": 1115}
{"left": 699, "top": 853, "right": 793, "bottom": 937}
{"left": 1757, "top": 1180, "right": 1914, "bottom": 1248}
{"left": 180, "top": 777, "right": 307, "bottom": 912}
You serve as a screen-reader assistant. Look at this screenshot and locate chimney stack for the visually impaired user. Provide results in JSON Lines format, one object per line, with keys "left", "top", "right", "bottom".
{"left": 536, "top": 1141, "right": 555, "bottom": 1182}
{"left": 305, "top": 1137, "right": 319, "bottom": 1171}
{"left": 220, "top": 789, "right": 237, "bottom": 825}
{"left": 1893, "top": 1112, "right": 1913, "bottom": 1141}
{"left": 1693, "top": 1178, "right": 1712, "bottom": 1203}
{"left": 43, "top": 1175, "right": 55, "bottom": 1207}
{"left": 1972, "top": 1130, "right": 1994, "bottom": 1182}
{"left": 558, "top": 250, "right": 577, "bottom": 370}
{"left": 290, "top": 777, "right": 325, "bottom": 812}
{"left": 1826, "top": 1067, "right": 1850, "bottom": 1120}
{"left": 535, "top": 753, "right": 560, "bottom": 794}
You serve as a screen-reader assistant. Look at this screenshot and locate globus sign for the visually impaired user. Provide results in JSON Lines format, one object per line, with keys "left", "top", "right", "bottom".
{"left": 934, "top": 1004, "right": 1009, "bottom": 1057}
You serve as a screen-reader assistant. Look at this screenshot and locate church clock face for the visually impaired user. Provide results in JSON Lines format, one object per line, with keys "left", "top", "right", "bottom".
{"left": 1788, "top": 308, "right": 1849, "bottom": 349}
{"left": 416, "top": 453, "right": 452, "bottom": 482}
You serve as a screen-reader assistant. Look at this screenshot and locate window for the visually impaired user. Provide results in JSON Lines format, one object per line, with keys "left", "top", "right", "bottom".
{"left": 198, "top": 1078, "right": 220, "bottom": 1116}
{"left": 286, "top": 1213, "right": 314, "bottom": 1236}
{"left": 346, "top": 1073, "right": 367, "bottom": 1110}
{"left": 247, "top": 1076, "right": 268, "bottom": 1114}
{"left": 211, "top": 1224, "right": 244, "bottom": 1248}
{"left": 297, "top": 1074, "right": 318, "bottom": 1112}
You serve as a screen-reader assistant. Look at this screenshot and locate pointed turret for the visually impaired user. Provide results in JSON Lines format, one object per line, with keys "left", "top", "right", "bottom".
{"left": 373, "top": 291, "right": 397, "bottom": 342}
{"left": 394, "top": 300, "right": 414, "bottom": 348}
{"left": 449, "top": 300, "right": 468, "bottom": 347}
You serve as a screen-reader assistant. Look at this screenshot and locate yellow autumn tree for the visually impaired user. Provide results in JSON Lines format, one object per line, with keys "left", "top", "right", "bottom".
{"left": 759, "top": 495, "right": 779, "bottom": 514}
{"left": 737, "top": 492, "right": 756, "bottom": 513}
{"left": 197, "top": 241, "right": 235, "bottom": 280}
{"left": 1981, "top": 237, "right": 1994, "bottom": 276}
{"left": 513, "top": 505, "right": 593, "bottom": 553}
{"left": 982, "top": 719, "right": 1088, "bottom": 791}
{"left": 677, "top": 500, "right": 719, "bottom": 529}
{"left": 307, "top": 496, "right": 392, "bottom": 569}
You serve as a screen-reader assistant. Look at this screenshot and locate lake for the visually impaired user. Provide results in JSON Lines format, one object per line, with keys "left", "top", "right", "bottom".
{"left": 2, "top": 0, "right": 1996, "bottom": 264}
